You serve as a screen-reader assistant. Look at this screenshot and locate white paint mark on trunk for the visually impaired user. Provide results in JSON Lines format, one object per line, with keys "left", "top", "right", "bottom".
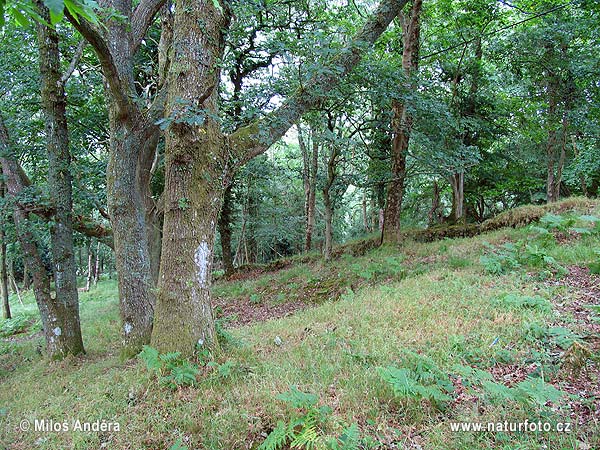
{"left": 53, "top": 327, "right": 62, "bottom": 336}
{"left": 194, "top": 241, "right": 210, "bottom": 289}
{"left": 124, "top": 322, "right": 133, "bottom": 335}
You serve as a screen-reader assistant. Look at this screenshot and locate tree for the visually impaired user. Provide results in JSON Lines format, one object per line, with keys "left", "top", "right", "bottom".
{"left": 383, "top": 0, "right": 423, "bottom": 241}
{"left": 35, "top": 1, "right": 85, "bottom": 357}
{"left": 150, "top": 0, "right": 409, "bottom": 356}
{"left": 66, "top": 0, "right": 168, "bottom": 356}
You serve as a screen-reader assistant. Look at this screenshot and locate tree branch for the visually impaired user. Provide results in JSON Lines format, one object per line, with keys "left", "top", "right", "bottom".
{"left": 131, "top": 0, "right": 168, "bottom": 54}
{"left": 227, "top": 0, "right": 409, "bottom": 167}
{"left": 65, "top": 11, "right": 133, "bottom": 117}
{"left": 60, "top": 40, "right": 87, "bottom": 86}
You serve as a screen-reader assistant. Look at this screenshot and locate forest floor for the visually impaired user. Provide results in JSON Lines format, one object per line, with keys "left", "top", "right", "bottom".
{"left": 1, "top": 200, "right": 600, "bottom": 449}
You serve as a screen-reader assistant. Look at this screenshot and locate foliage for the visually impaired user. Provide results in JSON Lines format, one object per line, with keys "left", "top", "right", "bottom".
{"left": 0, "top": 315, "right": 31, "bottom": 337}
{"left": 258, "top": 386, "right": 365, "bottom": 450}
{"left": 454, "top": 365, "right": 565, "bottom": 409}
{"left": 378, "top": 351, "right": 454, "bottom": 410}
{"left": 480, "top": 237, "right": 566, "bottom": 278}
{"left": 138, "top": 346, "right": 199, "bottom": 389}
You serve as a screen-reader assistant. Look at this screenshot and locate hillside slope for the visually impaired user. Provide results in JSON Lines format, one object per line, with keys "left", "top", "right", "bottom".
{"left": 1, "top": 200, "right": 600, "bottom": 449}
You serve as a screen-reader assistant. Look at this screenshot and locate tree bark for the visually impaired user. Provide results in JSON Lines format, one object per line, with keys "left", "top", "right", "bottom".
{"left": 22, "top": 265, "right": 31, "bottom": 291}
{"left": 362, "top": 193, "right": 371, "bottom": 233}
{"left": 67, "top": 0, "right": 167, "bottom": 357}
{"left": 449, "top": 172, "right": 465, "bottom": 223}
{"left": 8, "top": 259, "right": 23, "bottom": 305}
{"left": 323, "top": 144, "right": 339, "bottom": 262}
{"left": 218, "top": 183, "right": 235, "bottom": 276}
{"left": 36, "top": 2, "right": 85, "bottom": 356}
{"left": 428, "top": 180, "right": 442, "bottom": 226}
{"left": 94, "top": 241, "right": 101, "bottom": 285}
{"left": 383, "top": 0, "right": 422, "bottom": 242}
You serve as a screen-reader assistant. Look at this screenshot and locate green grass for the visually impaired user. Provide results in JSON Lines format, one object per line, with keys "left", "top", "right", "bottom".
{"left": 2, "top": 205, "right": 600, "bottom": 449}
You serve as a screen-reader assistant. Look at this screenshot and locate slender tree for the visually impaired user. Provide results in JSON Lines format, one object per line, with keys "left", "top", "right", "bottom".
{"left": 36, "top": 1, "right": 85, "bottom": 356}
{"left": 383, "top": 0, "right": 423, "bottom": 241}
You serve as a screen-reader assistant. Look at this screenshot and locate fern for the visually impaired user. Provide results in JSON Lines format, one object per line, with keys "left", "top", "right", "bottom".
{"left": 378, "top": 353, "right": 453, "bottom": 409}
{"left": 337, "top": 423, "right": 360, "bottom": 450}
{"left": 277, "top": 385, "right": 318, "bottom": 409}
{"left": 138, "top": 345, "right": 161, "bottom": 373}
{"left": 258, "top": 421, "right": 290, "bottom": 450}
{"left": 259, "top": 387, "right": 370, "bottom": 450}
{"left": 139, "top": 346, "right": 199, "bottom": 389}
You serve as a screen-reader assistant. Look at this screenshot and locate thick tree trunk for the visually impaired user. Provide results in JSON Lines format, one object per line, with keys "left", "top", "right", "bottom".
{"left": 299, "top": 124, "right": 319, "bottom": 251}
{"left": 383, "top": 0, "right": 422, "bottom": 242}
{"left": 67, "top": 0, "right": 166, "bottom": 357}
{"left": 36, "top": 5, "right": 84, "bottom": 356}
{"left": 218, "top": 183, "right": 234, "bottom": 276}
{"left": 428, "top": 180, "right": 442, "bottom": 226}
{"left": 323, "top": 144, "right": 338, "bottom": 262}
{"left": 107, "top": 123, "right": 156, "bottom": 356}
{"left": 151, "top": 0, "right": 228, "bottom": 356}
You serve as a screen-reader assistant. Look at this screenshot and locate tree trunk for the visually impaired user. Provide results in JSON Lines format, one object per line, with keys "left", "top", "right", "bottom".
{"left": 22, "top": 265, "right": 31, "bottom": 291}
{"left": 8, "top": 259, "right": 23, "bottom": 306}
{"left": 449, "top": 172, "right": 465, "bottom": 223}
{"left": 299, "top": 124, "right": 319, "bottom": 251}
{"left": 94, "top": 241, "right": 101, "bottom": 285}
{"left": 323, "top": 187, "right": 333, "bottom": 261}
{"left": 1, "top": 117, "right": 81, "bottom": 358}
{"left": 323, "top": 144, "right": 338, "bottom": 262}
{"left": 383, "top": 0, "right": 422, "bottom": 242}
{"left": 218, "top": 183, "right": 234, "bottom": 276}
{"left": 67, "top": 0, "right": 165, "bottom": 357}
{"left": 306, "top": 127, "right": 319, "bottom": 251}
{"left": 85, "top": 241, "right": 93, "bottom": 291}
{"left": 362, "top": 193, "right": 371, "bottom": 233}
{"left": 36, "top": 2, "right": 84, "bottom": 356}
{"left": 428, "top": 180, "right": 442, "bottom": 226}
{"left": 0, "top": 174, "right": 10, "bottom": 319}
{"left": 151, "top": 0, "right": 228, "bottom": 356}
{"left": 107, "top": 124, "right": 156, "bottom": 356}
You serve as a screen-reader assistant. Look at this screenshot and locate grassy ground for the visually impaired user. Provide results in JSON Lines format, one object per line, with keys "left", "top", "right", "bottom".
{"left": 1, "top": 203, "right": 600, "bottom": 449}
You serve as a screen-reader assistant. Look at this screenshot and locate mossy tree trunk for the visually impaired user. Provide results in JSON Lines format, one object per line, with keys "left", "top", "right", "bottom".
{"left": 36, "top": 4, "right": 85, "bottom": 356}
{"left": 151, "top": 0, "right": 229, "bottom": 355}
{"left": 218, "top": 183, "right": 235, "bottom": 276}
